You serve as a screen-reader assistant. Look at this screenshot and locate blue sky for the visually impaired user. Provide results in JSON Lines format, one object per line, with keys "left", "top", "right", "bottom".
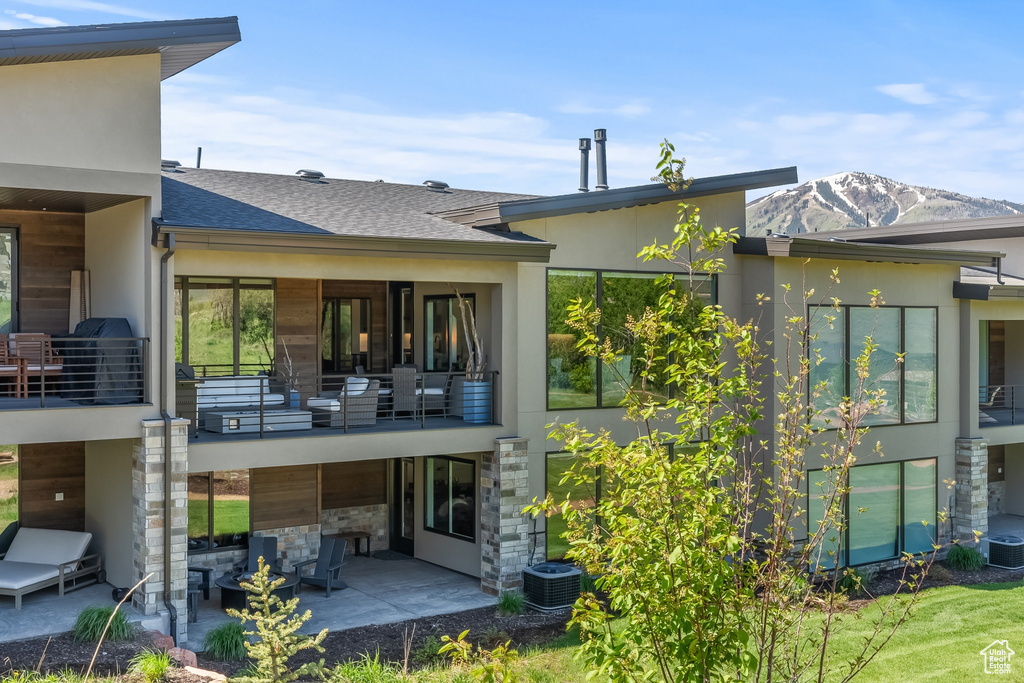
{"left": 3, "top": 1, "right": 1024, "bottom": 200}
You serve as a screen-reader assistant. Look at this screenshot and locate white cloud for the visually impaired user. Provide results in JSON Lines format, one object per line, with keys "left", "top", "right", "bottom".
{"left": 4, "top": 10, "right": 64, "bottom": 26}
{"left": 556, "top": 100, "right": 651, "bottom": 117}
{"left": 12, "top": 0, "right": 170, "bottom": 20}
{"left": 876, "top": 83, "right": 937, "bottom": 105}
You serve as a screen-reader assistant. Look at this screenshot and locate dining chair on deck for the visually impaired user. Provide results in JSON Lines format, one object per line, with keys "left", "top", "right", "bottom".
{"left": 0, "top": 335, "right": 24, "bottom": 398}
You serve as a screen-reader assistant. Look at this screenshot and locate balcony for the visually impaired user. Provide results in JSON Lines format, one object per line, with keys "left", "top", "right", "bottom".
{"left": 979, "top": 385, "right": 1024, "bottom": 427}
{"left": 176, "top": 369, "right": 496, "bottom": 442}
{"left": 0, "top": 335, "right": 149, "bottom": 410}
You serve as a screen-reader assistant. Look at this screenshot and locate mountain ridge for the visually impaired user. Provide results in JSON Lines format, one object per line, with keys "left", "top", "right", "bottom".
{"left": 745, "top": 171, "right": 1024, "bottom": 235}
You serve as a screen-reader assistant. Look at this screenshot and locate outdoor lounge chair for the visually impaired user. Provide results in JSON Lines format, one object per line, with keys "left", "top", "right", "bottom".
{"left": 307, "top": 378, "right": 380, "bottom": 428}
{"left": 393, "top": 368, "right": 449, "bottom": 418}
{"left": 293, "top": 536, "right": 348, "bottom": 596}
{"left": 0, "top": 527, "right": 104, "bottom": 609}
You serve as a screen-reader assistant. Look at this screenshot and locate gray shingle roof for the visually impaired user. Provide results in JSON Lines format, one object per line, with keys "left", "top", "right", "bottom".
{"left": 159, "top": 168, "right": 548, "bottom": 246}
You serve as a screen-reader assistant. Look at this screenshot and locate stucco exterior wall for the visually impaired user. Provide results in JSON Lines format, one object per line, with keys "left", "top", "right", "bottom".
{"left": 84, "top": 439, "right": 135, "bottom": 587}
{"left": 0, "top": 55, "right": 161, "bottom": 174}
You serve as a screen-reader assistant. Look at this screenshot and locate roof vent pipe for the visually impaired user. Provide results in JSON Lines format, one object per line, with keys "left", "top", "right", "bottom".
{"left": 578, "top": 138, "right": 591, "bottom": 193}
{"left": 594, "top": 129, "right": 608, "bottom": 190}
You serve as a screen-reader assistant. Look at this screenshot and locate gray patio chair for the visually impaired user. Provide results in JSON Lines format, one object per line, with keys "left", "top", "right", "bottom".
{"left": 293, "top": 536, "right": 348, "bottom": 596}
{"left": 307, "top": 378, "right": 380, "bottom": 428}
{"left": 236, "top": 535, "right": 278, "bottom": 574}
{"left": 392, "top": 366, "right": 418, "bottom": 418}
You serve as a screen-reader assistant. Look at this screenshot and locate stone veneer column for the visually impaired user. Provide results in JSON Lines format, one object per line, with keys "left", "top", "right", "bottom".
{"left": 480, "top": 437, "right": 530, "bottom": 595}
{"left": 132, "top": 419, "right": 189, "bottom": 640}
{"left": 955, "top": 437, "right": 988, "bottom": 544}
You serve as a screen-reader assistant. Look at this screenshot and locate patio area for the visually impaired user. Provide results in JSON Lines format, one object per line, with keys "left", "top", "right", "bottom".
{"left": 0, "top": 554, "right": 496, "bottom": 648}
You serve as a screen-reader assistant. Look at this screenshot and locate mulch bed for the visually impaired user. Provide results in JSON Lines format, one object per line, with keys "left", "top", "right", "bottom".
{"left": 1, "top": 605, "right": 573, "bottom": 678}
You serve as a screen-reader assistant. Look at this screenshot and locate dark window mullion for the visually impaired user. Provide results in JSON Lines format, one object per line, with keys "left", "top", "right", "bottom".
{"left": 232, "top": 279, "right": 241, "bottom": 375}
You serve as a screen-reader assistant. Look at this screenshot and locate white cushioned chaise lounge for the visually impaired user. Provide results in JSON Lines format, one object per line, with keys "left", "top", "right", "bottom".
{"left": 0, "top": 527, "right": 104, "bottom": 609}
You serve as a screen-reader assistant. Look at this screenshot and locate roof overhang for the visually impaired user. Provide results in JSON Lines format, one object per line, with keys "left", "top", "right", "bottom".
{"left": 437, "top": 167, "right": 799, "bottom": 228}
{"left": 799, "top": 213, "right": 1024, "bottom": 246}
{"left": 735, "top": 235, "right": 1004, "bottom": 267}
{"left": 152, "top": 221, "right": 555, "bottom": 263}
{"left": 0, "top": 186, "right": 142, "bottom": 212}
{"left": 0, "top": 16, "right": 240, "bottom": 80}
{"left": 953, "top": 282, "right": 1024, "bottom": 301}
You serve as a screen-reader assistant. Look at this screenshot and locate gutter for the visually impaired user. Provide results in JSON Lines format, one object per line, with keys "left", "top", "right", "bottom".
{"left": 157, "top": 231, "right": 179, "bottom": 643}
{"left": 152, "top": 221, "right": 555, "bottom": 263}
{"left": 734, "top": 235, "right": 1005, "bottom": 268}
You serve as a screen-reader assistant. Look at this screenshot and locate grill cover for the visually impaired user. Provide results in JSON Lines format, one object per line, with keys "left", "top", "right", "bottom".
{"left": 61, "top": 317, "right": 142, "bottom": 405}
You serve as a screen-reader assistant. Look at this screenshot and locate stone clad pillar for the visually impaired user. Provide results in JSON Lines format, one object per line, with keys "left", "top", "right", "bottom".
{"left": 480, "top": 438, "right": 530, "bottom": 595}
{"left": 132, "top": 419, "right": 189, "bottom": 641}
{"left": 955, "top": 437, "right": 988, "bottom": 544}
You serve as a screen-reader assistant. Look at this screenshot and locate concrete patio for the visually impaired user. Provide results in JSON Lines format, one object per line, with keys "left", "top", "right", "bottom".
{"left": 0, "top": 554, "right": 496, "bottom": 648}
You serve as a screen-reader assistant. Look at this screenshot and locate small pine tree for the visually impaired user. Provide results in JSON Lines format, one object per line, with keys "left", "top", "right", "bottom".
{"left": 228, "top": 557, "right": 328, "bottom": 683}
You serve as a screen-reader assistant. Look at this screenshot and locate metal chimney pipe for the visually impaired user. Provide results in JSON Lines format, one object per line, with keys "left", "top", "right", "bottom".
{"left": 594, "top": 129, "right": 608, "bottom": 190}
{"left": 578, "top": 138, "right": 591, "bottom": 193}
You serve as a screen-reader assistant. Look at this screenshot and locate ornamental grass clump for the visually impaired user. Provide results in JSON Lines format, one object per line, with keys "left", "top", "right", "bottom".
{"left": 945, "top": 543, "right": 985, "bottom": 571}
{"left": 201, "top": 621, "right": 248, "bottom": 661}
{"left": 72, "top": 605, "right": 132, "bottom": 643}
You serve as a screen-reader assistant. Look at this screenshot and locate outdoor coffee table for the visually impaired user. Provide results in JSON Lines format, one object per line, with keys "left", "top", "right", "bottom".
{"left": 205, "top": 409, "right": 312, "bottom": 433}
{"left": 215, "top": 571, "right": 300, "bottom": 610}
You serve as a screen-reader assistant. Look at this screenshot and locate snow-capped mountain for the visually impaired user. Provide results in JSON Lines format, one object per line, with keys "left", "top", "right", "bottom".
{"left": 746, "top": 172, "right": 1024, "bottom": 235}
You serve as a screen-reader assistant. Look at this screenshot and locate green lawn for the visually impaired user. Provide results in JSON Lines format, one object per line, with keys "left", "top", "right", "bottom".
{"left": 503, "top": 581, "right": 1024, "bottom": 681}
{"left": 187, "top": 499, "right": 249, "bottom": 539}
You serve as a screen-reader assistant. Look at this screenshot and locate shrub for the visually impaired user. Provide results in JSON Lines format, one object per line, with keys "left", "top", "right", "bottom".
{"left": 201, "top": 622, "right": 248, "bottom": 661}
{"left": 72, "top": 605, "right": 132, "bottom": 643}
{"left": 128, "top": 648, "right": 173, "bottom": 683}
{"left": 411, "top": 635, "right": 445, "bottom": 666}
{"left": 836, "top": 567, "right": 875, "bottom": 597}
{"left": 946, "top": 543, "right": 985, "bottom": 571}
{"left": 496, "top": 590, "right": 526, "bottom": 616}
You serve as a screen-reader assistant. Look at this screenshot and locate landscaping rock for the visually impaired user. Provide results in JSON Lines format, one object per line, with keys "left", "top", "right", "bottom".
{"left": 185, "top": 665, "right": 227, "bottom": 682}
{"left": 144, "top": 630, "right": 175, "bottom": 651}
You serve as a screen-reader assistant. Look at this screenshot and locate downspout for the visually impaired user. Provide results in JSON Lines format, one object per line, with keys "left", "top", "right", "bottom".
{"left": 997, "top": 257, "right": 1005, "bottom": 285}
{"left": 159, "top": 231, "right": 179, "bottom": 643}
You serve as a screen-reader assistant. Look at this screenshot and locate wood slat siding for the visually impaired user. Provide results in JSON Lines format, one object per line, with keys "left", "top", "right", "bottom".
{"left": 251, "top": 464, "right": 320, "bottom": 530}
{"left": 19, "top": 441, "right": 85, "bottom": 530}
{"left": 0, "top": 210, "right": 85, "bottom": 334}
{"left": 321, "top": 280, "right": 388, "bottom": 373}
{"left": 275, "top": 278, "right": 319, "bottom": 403}
{"left": 321, "top": 460, "right": 387, "bottom": 509}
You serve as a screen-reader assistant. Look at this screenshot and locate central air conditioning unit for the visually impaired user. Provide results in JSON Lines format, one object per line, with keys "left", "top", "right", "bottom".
{"left": 523, "top": 562, "right": 582, "bottom": 612}
{"left": 981, "top": 535, "right": 1024, "bottom": 570}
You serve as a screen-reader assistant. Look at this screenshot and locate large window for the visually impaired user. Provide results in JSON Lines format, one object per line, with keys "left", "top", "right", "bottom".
{"left": 187, "top": 470, "right": 250, "bottom": 553}
{"left": 809, "top": 306, "right": 937, "bottom": 426}
{"left": 175, "top": 277, "right": 275, "bottom": 376}
{"left": 425, "top": 295, "right": 474, "bottom": 373}
{"left": 547, "top": 268, "right": 713, "bottom": 409}
{"left": 0, "top": 444, "right": 17, "bottom": 531}
{"left": 0, "top": 228, "right": 16, "bottom": 334}
{"left": 808, "top": 458, "right": 936, "bottom": 568}
{"left": 545, "top": 452, "right": 599, "bottom": 560}
{"left": 425, "top": 456, "right": 475, "bottom": 541}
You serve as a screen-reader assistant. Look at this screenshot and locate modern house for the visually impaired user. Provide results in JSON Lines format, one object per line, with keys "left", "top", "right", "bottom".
{"left": 1, "top": 15, "right": 1019, "bottom": 645}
